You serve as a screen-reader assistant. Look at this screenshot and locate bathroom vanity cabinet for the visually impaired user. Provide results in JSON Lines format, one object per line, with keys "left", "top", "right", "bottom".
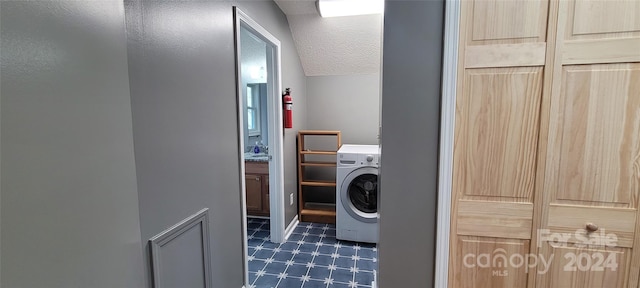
{"left": 245, "top": 161, "right": 269, "bottom": 217}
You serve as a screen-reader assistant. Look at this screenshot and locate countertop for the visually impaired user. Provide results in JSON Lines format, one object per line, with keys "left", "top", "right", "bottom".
{"left": 244, "top": 153, "right": 269, "bottom": 162}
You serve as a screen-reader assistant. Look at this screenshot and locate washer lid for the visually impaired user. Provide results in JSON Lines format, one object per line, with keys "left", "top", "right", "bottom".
{"left": 338, "top": 144, "right": 379, "bottom": 155}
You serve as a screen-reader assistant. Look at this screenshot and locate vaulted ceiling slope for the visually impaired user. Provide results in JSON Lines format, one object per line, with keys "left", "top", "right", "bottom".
{"left": 274, "top": 0, "right": 382, "bottom": 76}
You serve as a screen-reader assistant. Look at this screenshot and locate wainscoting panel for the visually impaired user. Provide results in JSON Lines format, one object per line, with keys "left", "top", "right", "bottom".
{"left": 149, "top": 209, "right": 211, "bottom": 288}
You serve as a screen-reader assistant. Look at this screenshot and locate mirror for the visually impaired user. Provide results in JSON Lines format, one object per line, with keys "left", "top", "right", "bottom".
{"left": 240, "top": 26, "right": 270, "bottom": 151}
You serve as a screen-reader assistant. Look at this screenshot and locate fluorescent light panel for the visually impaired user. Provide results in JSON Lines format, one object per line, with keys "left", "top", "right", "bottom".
{"left": 317, "top": 0, "right": 384, "bottom": 18}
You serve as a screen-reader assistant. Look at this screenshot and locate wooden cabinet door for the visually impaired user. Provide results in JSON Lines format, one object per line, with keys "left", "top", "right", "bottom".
{"left": 449, "top": 0, "right": 549, "bottom": 287}
{"left": 245, "top": 174, "right": 263, "bottom": 213}
{"left": 534, "top": 1, "right": 640, "bottom": 287}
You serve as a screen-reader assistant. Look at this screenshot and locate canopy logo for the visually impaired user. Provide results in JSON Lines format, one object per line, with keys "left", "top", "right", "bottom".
{"left": 463, "top": 229, "right": 619, "bottom": 276}
{"left": 463, "top": 248, "right": 553, "bottom": 275}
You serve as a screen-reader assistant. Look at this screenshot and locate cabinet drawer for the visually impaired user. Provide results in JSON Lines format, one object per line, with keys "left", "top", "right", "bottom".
{"left": 245, "top": 162, "right": 268, "bottom": 174}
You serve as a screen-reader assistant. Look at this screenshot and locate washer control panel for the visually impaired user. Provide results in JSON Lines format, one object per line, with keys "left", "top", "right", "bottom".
{"left": 358, "top": 153, "right": 379, "bottom": 166}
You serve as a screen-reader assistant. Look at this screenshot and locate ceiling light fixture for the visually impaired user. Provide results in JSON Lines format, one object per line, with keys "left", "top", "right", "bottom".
{"left": 316, "top": 0, "right": 384, "bottom": 18}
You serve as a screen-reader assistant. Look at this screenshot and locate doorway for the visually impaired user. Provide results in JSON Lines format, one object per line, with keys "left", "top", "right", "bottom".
{"left": 233, "top": 7, "right": 286, "bottom": 287}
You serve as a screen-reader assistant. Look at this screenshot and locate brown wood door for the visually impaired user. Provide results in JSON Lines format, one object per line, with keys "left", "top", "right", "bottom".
{"left": 533, "top": 1, "right": 640, "bottom": 287}
{"left": 245, "top": 174, "right": 263, "bottom": 212}
{"left": 449, "top": 0, "right": 549, "bottom": 286}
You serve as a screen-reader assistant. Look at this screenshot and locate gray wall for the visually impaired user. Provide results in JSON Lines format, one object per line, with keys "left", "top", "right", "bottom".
{"left": 378, "top": 0, "right": 444, "bottom": 287}
{"left": 240, "top": 28, "right": 268, "bottom": 147}
{"left": 124, "top": 1, "right": 243, "bottom": 286}
{"left": 1, "top": 3, "right": 3, "bottom": 285}
{"left": 306, "top": 74, "right": 380, "bottom": 145}
{"left": 0, "top": 1, "right": 146, "bottom": 287}
{"left": 0, "top": 0, "right": 306, "bottom": 287}
{"left": 124, "top": 0, "right": 306, "bottom": 287}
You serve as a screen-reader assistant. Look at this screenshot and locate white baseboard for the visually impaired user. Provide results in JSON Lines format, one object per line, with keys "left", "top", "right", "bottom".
{"left": 284, "top": 215, "right": 299, "bottom": 241}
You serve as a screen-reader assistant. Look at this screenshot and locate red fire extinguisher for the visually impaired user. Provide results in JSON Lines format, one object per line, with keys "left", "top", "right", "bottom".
{"left": 283, "top": 88, "right": 293, "bottom": 128}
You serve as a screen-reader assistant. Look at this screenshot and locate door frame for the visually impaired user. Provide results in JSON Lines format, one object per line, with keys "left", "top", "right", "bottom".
{"left": 434, "top": 0, "right": 460, "bottom": 287}
{"left": 233, "top": 6, "right": 286, "bottom": 287}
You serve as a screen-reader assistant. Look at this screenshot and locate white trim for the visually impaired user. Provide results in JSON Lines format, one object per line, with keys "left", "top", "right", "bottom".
{"left": 434, "top": 0, "right": 460, "bottom": 287}
{"left": 267, "top": 29, "right": 286, "bottom": 245}
{"left": 246, "top": 85, "right": 261, "bottom": 137}
{"left": 234, "top": 7, "right": 286, "bottom": 288}
{"left": 283, "top": 215, "right": 299, "bottom": 241}
{"left": 234, "top": 9, "right": 250, "bottom": 286}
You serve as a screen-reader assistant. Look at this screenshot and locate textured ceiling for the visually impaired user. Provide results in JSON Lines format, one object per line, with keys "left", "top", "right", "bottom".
{"left": 274, "top": 0, "right": 382, "bottom": 76}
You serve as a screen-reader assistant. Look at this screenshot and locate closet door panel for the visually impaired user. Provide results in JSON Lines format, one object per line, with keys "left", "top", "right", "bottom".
{"left": 449, "top": 0, "right": 549, "bottom": 286}
{"left": 456, "top": 236, "right": 530, "bottom": 288}
{"left": 536, "top": 0, "right": 640, "bottom": 286}
{"left": 537, "top": 243, "right": 631, "bottom": 288}
{"left": 457, "top": 67, "right": 543, "bottom": 201}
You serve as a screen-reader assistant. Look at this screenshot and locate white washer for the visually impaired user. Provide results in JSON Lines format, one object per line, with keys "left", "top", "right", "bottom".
{"left": 336, "top": 144, "right": 379, "bottom": 243}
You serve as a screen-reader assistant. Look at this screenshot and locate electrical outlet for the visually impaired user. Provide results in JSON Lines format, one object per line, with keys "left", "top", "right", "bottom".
{"left": 290, "top": 193, "right": 294, "bottom": 205}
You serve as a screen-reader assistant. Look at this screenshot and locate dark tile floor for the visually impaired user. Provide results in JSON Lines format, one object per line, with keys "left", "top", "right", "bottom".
{"left": 246, "top": 218, "right": 377, "bottom": 288}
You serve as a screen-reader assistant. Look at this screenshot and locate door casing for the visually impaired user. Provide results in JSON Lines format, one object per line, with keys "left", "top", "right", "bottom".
{"left": 233, "top": 7, "right": 286, "bottom": 288}
{"left": 434, "top": 0, "right": 461, "bottom": 286}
